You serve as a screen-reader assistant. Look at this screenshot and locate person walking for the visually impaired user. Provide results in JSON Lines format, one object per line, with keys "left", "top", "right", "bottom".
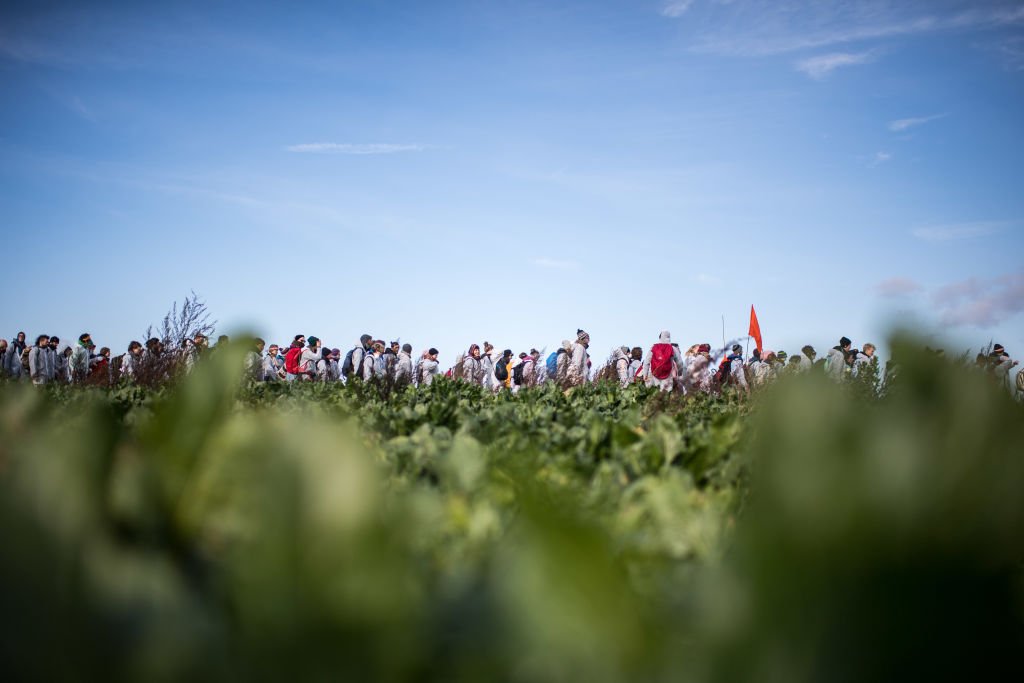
{"left": 568, "top": 330, "right": 590, "bottom": 387}
{"left": 28, "top": 334, "right": 50, "bottom": 385}
{"left": 418, "top": 348, "right": 440, "bottom": 386}
{"left": 395, "top": 343, "right": 414, "bottom": 386}
{"left": 121, "top": 341, "right": 144, "bottom": 382}
{"left": 263, "top": 344, "right": 284, "bottom": 381}
{"left": 826, "top": 337, "right": 852, "bottom": 381}
{"left": 641, "top": 331, "right": 678, "bottom": 392}
{"left": 462, "top": 344, "right": 482, "bottom": 383}
{"left": 5, "top": 331, "right": 26, "bottom": 378}
{"left": 70, "top": 333, "right": 92, "bottom": 383}
{"left": 609, "top": 346, "right": 631, "bottom": 387}
{"left": 343, "top": 334, "right": 373, "bottom": 380}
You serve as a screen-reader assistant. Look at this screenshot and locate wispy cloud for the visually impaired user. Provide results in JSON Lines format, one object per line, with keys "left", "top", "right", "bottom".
{"left": 888, "top": 113, "right": 946, "bottom": 132}
{"left": 933, "top": 272, "right": 1024, "bottom": 327}
{"left": 911, "top": 221, "right": 1006, "bottom": 242}
{"left": 690, "top": 3, "right": 1024, "bottom": 57}
{"left": 795, "top": 50, "right": 874, "bottom": 79}
{"left": 869, "top": 151, "right": 893, "bottom": 166}
{"left": 661, "top": 0, "right": 696, "bottom": 18}
{"left": 532, "top": 258, "right": 580, "bottom": 270}
{"left": 286, "top": 143, "right": 427, "bottom": 155}
{"left": 876, "top": 277, "right": 922, "bottom": 298}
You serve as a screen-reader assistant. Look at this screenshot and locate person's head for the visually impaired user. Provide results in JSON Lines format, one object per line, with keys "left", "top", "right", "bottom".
{"left": 63, "top": 346, "right": 72, "bottom": 358}
{"left": 483, "top": 342, "right": 493, "bottom": 354}
{"left": 697, "top": 343, "right": 711, "bottom": 355}
{"left": 751, "top": 348, "right": 761, "bottom": 361}
{"left": 631, "top": 346, "right": 643, "bottom": 360}
{"left": 839, "top": 336, "right": 852, "bottom": 351}
{"left": 577, "top": 329, "right": 590, "bottom": 346}
{"left": 372, "top": 341, "right": 385, "bottom": 355}
{"left": 777, "top": 350, "right": 788, "bottom": 363}
{"left": 268, "top": 344, "right": 279, "bottom": 356}
{"left": 79, "top": 333, "right": 92, "bottom": 346}
{"left": 390, "top": 341, "right": 400, "bottom": 353}
{"left": 128, "top": 341, "right": 143, "bottom": 355}
{"left": 519, "top": 352, "right": 528, "bottom": 360}
{"left": 469, "top": 343, "right": 480, "bottom": 358}
{"left": 428, "top": 347, "right": 439, "bottom": 360}
{"left": 659, "top": 330, "right": 671, "bottom": 343}
{"left": 802, "top": 345, "right": 816, "bottom": 359}
{"left": 194, "top": 333, "right": 208, "bottom": 347}
{"left": 992, "top": 343, "right": 1006, "bottom": 357}
{"left": 16, "top": 331, "right": 25, "bottom": 343}
{"left": 331, "top": 348, "right": 341, "bottom": 360}
{"left": 49, "top": 336, "right": 60, "bottom": 348}
{"left": 863, "top": 343, "right": 876, "bottom": 357}
{"left": 789, "top": 355, "right": 801, "bottom": 365}
{"left": 99, "top": 346, "right": 110, "bottom": 359}
{"left": 402, "top": 343, "right": 412, "bottom": 354}
{"left": 307, "top": 336, "right": 320, "bottom": 350}
{"left": 0, "top": 339, "right": 6, "bottom": 353}
{"left": 732, "top": 344, "right": 742, "bottom": 355}
{"left": 146, "top": 337, "right": 160, "bottom": 352}
{"left": 530, "top": 348, "right": 540, "bottom": 360}
{"left": 502, "top": 348, "right": 512, "bottom": 360}
{"left": 255, "top": 337, "right": 265, "bottom": 352}
{"left": 35, "top": 334, "right": 49, "bottom": 347}
{"left": 217, "top": 335, "right": 229, "bottom": 346}
{"left": 360, "top": 334, "right": 372, "bottom": 348}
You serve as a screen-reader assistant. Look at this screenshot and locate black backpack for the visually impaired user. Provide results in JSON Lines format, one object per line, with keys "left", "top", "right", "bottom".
{"left": 512, "top": 362, "right": 525, "bottom": 386}
{"left": 494, "top": 358, "right": 509, "bottom": 382}
{"left": 341, "top": 347, "right": 360, "bottom": 377}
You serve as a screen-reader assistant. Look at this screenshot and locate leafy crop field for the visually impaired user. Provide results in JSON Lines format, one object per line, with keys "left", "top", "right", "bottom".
{"left": 1, "top": 338, "right": 1022, "bottom": 682}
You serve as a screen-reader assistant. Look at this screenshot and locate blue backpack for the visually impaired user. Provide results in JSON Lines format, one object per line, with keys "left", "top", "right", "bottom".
{"left": 546, "top": 352, "right": 559, "bottom": 376}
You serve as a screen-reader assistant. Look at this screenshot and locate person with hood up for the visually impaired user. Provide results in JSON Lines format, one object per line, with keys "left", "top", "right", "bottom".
{"left": 568, "top": 329, "right": 590, "bottom": 387}
{"left": 462, "top": 344, "right": 482, "bottom": 383}
{"left": 28, "top": 334, "right": 50, "bottom": 385}
{"left": 418, "top": 348, "right": 440, "bottom": 386}
{"left": 5, "top": 332, "right": 26, "bottom": 378}
{"left": 70, "top": 333, "right": 92, "bottom": 383}
{"left": 641, "top": 331, "right": 679, "bottom": 392}
{"left": 609, "top": 346, "right": 631, "bottom": 387}
{"left": 826, "top": 337, "right": 852, "bottom": 380}
{"left": 492, "top": 348, "right": 514, "bottom": 391}
{"left": 395, "top": 343, "right": 414, "bottom": 386}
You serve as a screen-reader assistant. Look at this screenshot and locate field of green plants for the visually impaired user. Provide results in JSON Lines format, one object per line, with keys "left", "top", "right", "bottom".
{"left": 2, "top": 337, "right": 1022, "bottom": 682}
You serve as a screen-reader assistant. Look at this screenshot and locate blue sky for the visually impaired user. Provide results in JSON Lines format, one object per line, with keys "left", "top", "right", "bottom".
{"left": 2, "top": 0, "right": 1022, "bottom": 364}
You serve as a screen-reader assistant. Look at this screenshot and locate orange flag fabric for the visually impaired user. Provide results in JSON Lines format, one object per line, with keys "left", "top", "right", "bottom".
{"left": 749, "top": 305, "right": 763, "bottom": 355}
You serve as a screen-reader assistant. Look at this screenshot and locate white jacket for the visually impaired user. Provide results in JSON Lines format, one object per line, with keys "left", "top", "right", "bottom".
{"left": 419, "top": 358, "right": 439, "bottom": 386}
{"left": 28, "top": 346, "right": 48, "bottom": 384}
{"left": 395, "top": 351, "right": 413, "bottom": 384}
{"left": 569, "top": 342, "right": 589, "bottom": 386}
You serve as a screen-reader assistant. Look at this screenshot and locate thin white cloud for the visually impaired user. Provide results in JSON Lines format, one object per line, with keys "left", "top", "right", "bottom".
{"left": 690, "top": 3, "right": 1024, "bottom": 57}
{"left": 876, "top": 277, "right": 922, "bottom": 298}
{"left": 888, "top": 114, "right": 947, "bottom": 132}
{"left": 286, "top": 143, "right": 427, "bottom": 155}
{"left": 796, "top": 50, "right": 875, "bottom": 79}
{"left": 869, "top": 151, "right": 893, "bottom": 166}
{"left": 933, "top": 272, "right": 1024, "bottom": 327}
{"left": 662, "top": 0, "right": 696, "bottom": 18}
{"left": 532, "top": 258, "right": 580, "bottom": 270}
{"left": 911, "top": 221, "right": 1006, "bottom": 242}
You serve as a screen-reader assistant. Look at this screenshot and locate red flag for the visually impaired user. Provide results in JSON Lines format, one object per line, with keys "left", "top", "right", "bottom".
{"left": 748, "top": 305, "right": 763, "bottom": 355}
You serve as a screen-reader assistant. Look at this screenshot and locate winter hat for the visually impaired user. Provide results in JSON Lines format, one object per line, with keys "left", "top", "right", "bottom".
{"left": 577, "top": 329, "right": 589, "bottom": 341}
{"left": 840, "top": 336, "right": 852, "bottom": 347}
{"left": 698, "top": 343, "right": 711, "bottom": 353}
{"left": 307, "top": 336, "right": 320, "bottom": 347}
{"left": 331, "top": 348, "right": 341, "bottom": 357}
{"left": 428, "top": 348, "right": 439, "bottom": 356}
{"left": 993, "top": 344, "right": 1005, "bottom": 354}
{"left": 659, "top": 330, "right": 671, "bottom": 343}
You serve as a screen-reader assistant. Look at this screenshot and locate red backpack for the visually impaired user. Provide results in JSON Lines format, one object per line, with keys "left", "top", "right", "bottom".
{"left": 650, "top": 343, "right": 674, "bottom": 380}
{"left": 284, "top": 346, "right": 304, "bottom": 375}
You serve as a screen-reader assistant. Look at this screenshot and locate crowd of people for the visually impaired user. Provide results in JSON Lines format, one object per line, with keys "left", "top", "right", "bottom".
{"left": 2, "top": 328, "right": 1021, "bottom": 399}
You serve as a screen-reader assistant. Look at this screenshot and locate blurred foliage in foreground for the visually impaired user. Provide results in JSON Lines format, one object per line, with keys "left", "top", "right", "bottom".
{"left": 1, "top": 336, "right": 1022, "bottom": 682}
